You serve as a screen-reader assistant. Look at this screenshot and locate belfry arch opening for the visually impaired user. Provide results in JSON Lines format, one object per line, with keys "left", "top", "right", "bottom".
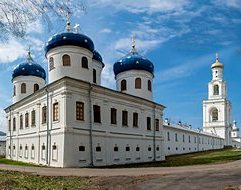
{"left": 210, "top": 108, "right": 218, "bottom": 122}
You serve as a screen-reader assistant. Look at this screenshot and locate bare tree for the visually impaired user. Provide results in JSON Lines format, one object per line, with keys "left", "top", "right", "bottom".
{"left": 0, "top": 0, "right": 86, "bottom": 41}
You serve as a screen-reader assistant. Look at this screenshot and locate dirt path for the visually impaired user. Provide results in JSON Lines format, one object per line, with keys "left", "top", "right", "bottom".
{"left": 1, "top": 161, "right": 241, "bottom": 189}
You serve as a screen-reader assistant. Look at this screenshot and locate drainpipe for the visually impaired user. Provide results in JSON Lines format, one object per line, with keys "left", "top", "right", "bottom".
{"left": 88, "top": 84, "right": 94, "bottom": 166}
{"left": 45, "top": 88, "right": 50, "bottom": 166}
{"left": 153, "top": 105, "right": 156, "bottom": 161}
{"left": 9, "top": 108, "right": 12, "bottom": 159}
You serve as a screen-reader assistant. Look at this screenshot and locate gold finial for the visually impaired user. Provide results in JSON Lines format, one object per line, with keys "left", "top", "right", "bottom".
{"left": 66, "top": 11, "right": 72, "bottom": 32}
{"left": 131, "top": 34, "right": 137, "bottom": 53}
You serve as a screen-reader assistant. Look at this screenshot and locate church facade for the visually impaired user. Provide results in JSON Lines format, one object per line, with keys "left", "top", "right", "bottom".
{"left": 4, "top": 21, "right": 241, "bottom": 167}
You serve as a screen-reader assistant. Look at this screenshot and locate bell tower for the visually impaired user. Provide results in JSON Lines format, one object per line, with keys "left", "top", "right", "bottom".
{"left": 203, "top": 54, "right": 232, "bottom": 146}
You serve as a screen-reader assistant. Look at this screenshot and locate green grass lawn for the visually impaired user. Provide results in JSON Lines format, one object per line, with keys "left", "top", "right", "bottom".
{"left": 0, "top": 170, "right": 91, "bottom": 190}
{"left": 159, "top": 148, "right": 241, "bottom": 167}
{"left": 106, "top": 148, "right": 241, "bottom": 168}
{"left": 0, "top": 157, "right": 41, "bottom": 167}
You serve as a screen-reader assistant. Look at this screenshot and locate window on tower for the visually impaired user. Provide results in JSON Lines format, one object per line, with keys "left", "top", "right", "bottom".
{"left": 49, "top": 57, "right": 55, "bottom": 71}
{"left": 34, "top": 84, "right": 39, "bottom": 92}
{"left": 211, "top": 108, "right": 218, "bottom": 122}
{"left": 121, "top": 80, "right": 127, "bottom": 91}
{"left": 13, "top": 85, "right": 16, "bottom": 96}
{"left": 21, "top": 83, "right": 26, "bottom": 94}
{"left": 135, "top": 78, "right": 141, "bottom": 89}
{"left": 213, "top": 85, "right": 219, "bottom": 95}
{"left": 62, "top": 54, "right": 71, "bottom": 66}
{"left": 148, "top": 80, "right": 152, "bottom": 91}
{"left": 82, "top": 57, "right": 88, "bottom": 68}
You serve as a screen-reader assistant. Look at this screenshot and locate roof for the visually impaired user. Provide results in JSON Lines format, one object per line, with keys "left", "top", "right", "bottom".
{"left": 45, "top": 32, "right": 95, "bottom": 53}
{"left": 113, "top": 51, "right": 154, "bottom": 76}
{"left": 12, "top": 61, "right": 46, "bottom": 81}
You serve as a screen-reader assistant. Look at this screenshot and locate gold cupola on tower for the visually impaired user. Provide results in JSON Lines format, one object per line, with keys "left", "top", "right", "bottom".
{"left": 211, "top": 53, "right": 223, "bottom": 69}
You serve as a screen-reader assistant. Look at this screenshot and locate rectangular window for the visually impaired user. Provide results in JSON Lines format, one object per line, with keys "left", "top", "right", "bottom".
{"left": 122, "top": 110, "right": 128, "bottom": 126}
{"left": 155, "top": 119, "right": 159, "bottom": 131}
{"left": 31, "top": 145, "right": 35, "bottom": 159}
{"left": 20, "top": 115, "right": 23, "bottom": 129}
{"left": 79, "top": 146, "right": 85, "bottom": 151}
{"left": 93, "top": 105, "right": 101, "bottom": 123}
{"left": 52, "top": 144, "right": 58, "bottom": 161}
{"left": 19, "top": 146, "right": 23, "bottom": 157}
{"left": 41, "top": 145, "right": 46, "bottom": 160}
{"left": 53, "top": 102, "right": 59, "bottom": 121}
{"left": 111, "top": 108, "right": 117, "bottom": 124}
{"left": 133, "top": 112, "right": 138, "bottom": 127}
{"left": 24, "top": 146, "right": 28, "bottom": 158}
{"left": 76, "top": 102, "right": 84, "bottom": 121}
{"left": 42, "top": 106, "right": 47, "bottom": 124}
{"left": 96, "top": 146, "right": 101, "bottom": 152}
{"left": 25, "top": 113, "right": 29, "bottom": 128}
{"left": 147, "top": 117, "right": 151, "bottom": 130}
{"left": 13, "top": 117, "right": 16, "bottom": 131}
{"left": 167, "top": 132, "right": 170, "bottom": 141}
{"left": 8, "top": 119, "right": 11, "bottom": 131}
{"left": 31, "top": 110, "right": 36, "bottom": 126}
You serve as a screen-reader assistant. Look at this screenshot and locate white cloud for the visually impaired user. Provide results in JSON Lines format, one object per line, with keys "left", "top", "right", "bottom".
{"left": 26, "top": 20, "right": 43, "bottom": 34}
{"left": 89, "top": 0, "right": 189, "bottom": 13}
{"left": 215, "top": 0, "right": 241, "bottom": 8}
{"left": 155, "top": 53, "right": 213, "bottom": 83}
{"left": 101, "top": 63, "right": 115, "bottom": 89}
{"left": 149, "top": 0, "right": 189, "bottom": 12}
{"left": 99, "top": 28, "right": 112, "bottom": 34}
{"left": 0, "top": 39, "right": 26, "bottom": 63}
{"left": 115, "top": 38, "right": 162, "bottom": 54}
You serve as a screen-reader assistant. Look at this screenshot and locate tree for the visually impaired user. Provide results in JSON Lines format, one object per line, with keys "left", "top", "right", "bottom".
{"left": 0, "top": 0, "right": 86, "bottom": 41}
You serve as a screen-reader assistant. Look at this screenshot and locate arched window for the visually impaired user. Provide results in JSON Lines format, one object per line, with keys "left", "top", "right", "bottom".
{"left": 13, "top": 85, "right": 16, "bottom": 96}
{"left": 148, "top": 80, "right": 152, "bottom": 91}
{"left": 121, "top": 80, "right": 127, "bottom": 91}
{"left": 135, "top": 78, "right": 141, "bottom": 89}
{"left": 49, "top": 57, "right": 54, "bottom": 71}
{"left": 93, "top": 69, "right": 96, "bottom": 83}
{"left": 82, "top": 57, "right": 88, "bottom": 68}
{"left": 34, "top": 84, "right": 39, "bottom": 92}
{"left": 21, "top": 83, "right": 26, "bottom": 94}
{"left": 62, "top": 54, "right": 71, "bottom": 66}
{"left": 211, "top": 108, "right": 218, "bottom": 122}
{"left": 213, "top": 85, "right": 219, "bottom": 95}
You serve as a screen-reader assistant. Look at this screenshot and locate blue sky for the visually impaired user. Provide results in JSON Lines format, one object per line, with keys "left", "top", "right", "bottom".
{"left": 0, "top": 0, "right": 241, "bottom": 131}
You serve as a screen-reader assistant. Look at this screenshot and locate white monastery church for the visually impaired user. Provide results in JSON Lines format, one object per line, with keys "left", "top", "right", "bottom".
{"left": 4, "top": 21, "right": 241, "bottom": 167}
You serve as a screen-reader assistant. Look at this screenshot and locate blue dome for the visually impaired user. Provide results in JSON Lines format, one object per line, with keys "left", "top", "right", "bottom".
{"left": 113, "top": 52, "right": 154, "bottom": 76}
{"left": 93, "top": 50, "right": 103, "bottom": 63}
{"left": 45, "top": 32, "right": 95, "bottom": 53}
{"left": 12, "top": 61, "right": 46, "bottom": 81}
